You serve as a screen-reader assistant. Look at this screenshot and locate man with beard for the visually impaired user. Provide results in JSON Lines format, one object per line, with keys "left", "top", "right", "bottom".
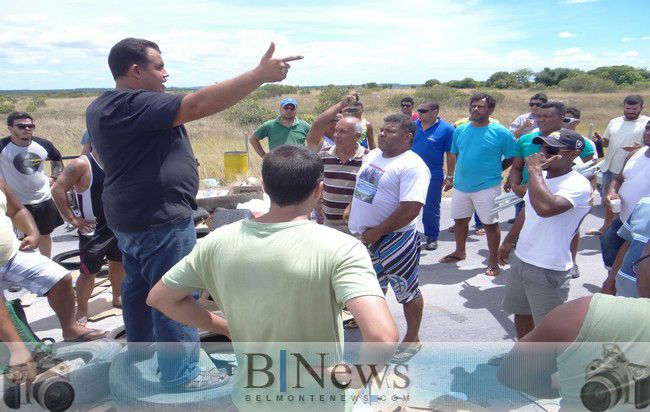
{"left": 250, "top": 97, "right": 311, "bottom": 158}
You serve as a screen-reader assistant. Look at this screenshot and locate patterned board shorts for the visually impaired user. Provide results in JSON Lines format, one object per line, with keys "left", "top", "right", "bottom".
{"left": 368, "top": 229, "right": 422, "bottom": 304}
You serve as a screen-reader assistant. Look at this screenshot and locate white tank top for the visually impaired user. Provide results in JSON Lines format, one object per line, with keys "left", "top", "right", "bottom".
{"left": 0, "top": 189, "right": 20, "bottom": 266}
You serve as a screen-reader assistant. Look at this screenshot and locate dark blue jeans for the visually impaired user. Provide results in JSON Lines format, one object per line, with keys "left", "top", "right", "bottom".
{"left": 600, "top": 218, "right": 624, "bottom": 269}
{"left": 113, "top": 217, "right": 200, "bottom": 387}
{"left": 422, "top": 172, "right": 444, "bottom": 240}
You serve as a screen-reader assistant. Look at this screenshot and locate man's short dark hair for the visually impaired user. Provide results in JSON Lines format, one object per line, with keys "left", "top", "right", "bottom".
{"left": 7, "top": 112, "right": 33, "bottom": 126}
{"left": 108, "top": 38, "right": 161, "bottom": 80}
{"left": 469, "top": 93, "right": 497, "bottom": 109}
{"left": 540, "top": 101, "right": 566, "bottom": 117}
{"left": 262, "top": 145, "right": 323, "bottom": 207}
{"left": 400, "top": 97, "right": 414, "bottom": 105}
{"left": 565, "top": 106, "right": 581, "bottom": 119}
{"left": 530, "top": 93, "right": 548, "bottom": 103}
{"left": 624, "top": 94, "right": 644, "bottom": 106}
{"left": 423, "top": 100, "right": 440, "bottom": 111}
{"left": 384, "top": 114, "right": 416, "bottom": 136}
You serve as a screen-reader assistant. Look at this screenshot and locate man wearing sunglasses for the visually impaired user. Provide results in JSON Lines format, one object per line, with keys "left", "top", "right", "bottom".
{"left": 250, "top": 97, "right": 311, "bottom": 159}
{"left": 0, "top": 112, "right": 64, "bottom": 258}
{"left": 509, "top": 93, "right": 547, "bottom": 139}
{"left": 507, "top": 102, "right": 594, "bottom": 278}
{"left": 400, "top": 97, "right": 419, "bottom": 121}
{"left": 411, "top": 101, "right": 455, "bottom": 250}
{"left": 498, "top": 130, "right": 591, "bottom": 339}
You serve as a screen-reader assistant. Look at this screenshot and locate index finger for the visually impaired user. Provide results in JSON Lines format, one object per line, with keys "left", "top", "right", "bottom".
{"left": 279, "top": 55, "right": 304, "bottom": 62}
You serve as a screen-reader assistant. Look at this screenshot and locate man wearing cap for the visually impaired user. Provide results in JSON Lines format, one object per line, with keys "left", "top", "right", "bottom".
{"left": 249, "top": 97, "right": 311, "bottom": 158}
{"left": 498, "top": 130, "right": 591, "bottom": 339}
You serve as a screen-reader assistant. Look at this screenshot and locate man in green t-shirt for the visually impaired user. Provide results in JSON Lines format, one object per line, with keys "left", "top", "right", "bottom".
{"left": 147, "top": 145, "right": 397, "bottom": 410}
{"left": 249, "top": 97, "right": 311, "bottom": 158}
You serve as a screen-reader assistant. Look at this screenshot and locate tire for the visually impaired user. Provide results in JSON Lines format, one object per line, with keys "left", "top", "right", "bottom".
{"left": 52, "top": 249, "right": 82, "bottom": 271}
{"left": 51, "top": 340, "right": 123, "bottom": 410}
{"left": 109, "top": 344, "right": 234, "bottom": 411}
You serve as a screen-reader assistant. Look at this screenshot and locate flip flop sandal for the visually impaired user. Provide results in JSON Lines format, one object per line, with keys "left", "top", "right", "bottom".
{"left": 343, "top": 318, "right": 358, "bottom": 329}
{"left": 586, "top": 228, "right": 604, "bottom": 236}
{"left": 439, "top": 254, "right": 465, "bottom": 264}
{"left": 485, "top": 266, "right": 500, "bottom": 277}
{"left": 65, "top": 329, "right": 107, "bottom": 342}
{"left": 390, "top": 343, "right": 422, "bottom": 365}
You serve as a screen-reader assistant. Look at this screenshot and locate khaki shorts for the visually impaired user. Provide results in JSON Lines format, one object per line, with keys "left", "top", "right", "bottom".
{"left": 502, "top": 253, "right": 571, "bottom": 325}
{"left": 451, "top": 185, "right": 501, "bottom": 224}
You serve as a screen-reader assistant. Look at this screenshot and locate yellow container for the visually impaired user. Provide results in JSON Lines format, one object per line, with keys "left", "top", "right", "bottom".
{"left": 223, "top": 151, "right": 249, "bottom": 181}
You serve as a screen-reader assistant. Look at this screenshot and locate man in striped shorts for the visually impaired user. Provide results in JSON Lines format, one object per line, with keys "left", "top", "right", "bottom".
{"left": 348, "top": 114, "right": 431, "bottom": 364}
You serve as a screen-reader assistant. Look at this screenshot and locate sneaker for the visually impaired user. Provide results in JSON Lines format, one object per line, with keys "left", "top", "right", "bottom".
{"left": 424, "top": 238, "right": 438, "bottom": 250}
{"left": 181, "top": 368, "right": 229, "bottom": 391}
{"left": 570, "top": 264, "right": 580, "bottom": 279}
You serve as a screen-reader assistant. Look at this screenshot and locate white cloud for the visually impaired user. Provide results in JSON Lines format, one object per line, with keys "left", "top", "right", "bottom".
{"left": 558, "top": 31, "right": 576, "bottom": 38}
{"left": 622, "top": 37, "right": 636, "bottom": 42}
{"left": 553, "top": 47, "right": 596, "bottom": 63}
{"left": 643, "top": 36, "right": 650, "bottom": 41}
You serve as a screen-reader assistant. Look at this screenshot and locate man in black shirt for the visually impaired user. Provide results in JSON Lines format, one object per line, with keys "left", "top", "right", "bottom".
{"left": 87, "top": 37, "right": 301, "bottom": 391}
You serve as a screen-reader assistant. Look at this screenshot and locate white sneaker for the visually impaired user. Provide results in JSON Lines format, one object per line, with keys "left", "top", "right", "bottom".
{"left": 181, "top": 368, "right": 229, "bottom": 391}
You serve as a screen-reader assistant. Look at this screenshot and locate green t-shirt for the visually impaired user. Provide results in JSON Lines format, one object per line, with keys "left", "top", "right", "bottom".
{"left": 162, "top": 219, "right": 382, "bottom": 410}
{"left": 516, "top": 130, "right": 595, "bottom": 184}
{"left": 253, "top": 118, "right": 311, "bottom": 150}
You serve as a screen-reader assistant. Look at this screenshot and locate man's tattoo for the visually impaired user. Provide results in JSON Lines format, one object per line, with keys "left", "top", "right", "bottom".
{"left": 51, "top": 161, "right": 65, "bottom": 179}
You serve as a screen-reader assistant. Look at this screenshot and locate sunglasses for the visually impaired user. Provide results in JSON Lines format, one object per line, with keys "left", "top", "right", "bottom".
{"left": 563, "top": 117, "right": 578, "bottom": 124}
{"left": 632, "top": 254, "right": 650, "bottom": 276}
{"left": 417, "top": 109, "right": 430, "bottom": 114}
{"left": 282, "top": 105, "right": 296, "bottom": 110}
{"left": 15, "top": 124, "right": 36, "bottom": 130}
{"left": 401, "top": 104, "right": 413, "bottom": 108}
{"left": 529, "top": 102, "right": 543, "bottom": 107}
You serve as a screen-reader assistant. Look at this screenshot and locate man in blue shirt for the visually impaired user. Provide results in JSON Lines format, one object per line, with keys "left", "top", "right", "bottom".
{"left": 439, "top": 93, "right": 517, "bottom": 277}
{"left": 411, "top": 100, "right": 455, "bottom": 250}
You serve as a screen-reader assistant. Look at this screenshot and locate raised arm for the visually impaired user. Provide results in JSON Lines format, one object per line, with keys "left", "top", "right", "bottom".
{"left": 306, "top": 94, "right": 356, "bottom": 152}
{"left": 526, "top": 153, "right": 574, "bottom": 217}
{"left": 365, "top": 121, "right": 376, "bottom": 150}
{"left": 173, "top": 43, "right": 303, "bottom": 126}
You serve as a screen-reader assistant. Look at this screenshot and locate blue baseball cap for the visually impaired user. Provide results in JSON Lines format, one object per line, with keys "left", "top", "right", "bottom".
{"left": 280, "top": 98, "right": 298, "bottom": 108}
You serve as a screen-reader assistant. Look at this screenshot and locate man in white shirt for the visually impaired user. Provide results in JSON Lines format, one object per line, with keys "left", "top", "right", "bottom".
{"left": 599, "top": 119, "right": 650, "bottom": 273}
{"left": 498, "top": 130, "right": 591, "bottom": 339}
{"left": 588, "top": 94, "right": 648, "bottom": 235}
{"left": 509, "top": 93, "right": 547, "bottom": 139}
{"left": 347, "top": 114, "right": 430, "bottom": 364}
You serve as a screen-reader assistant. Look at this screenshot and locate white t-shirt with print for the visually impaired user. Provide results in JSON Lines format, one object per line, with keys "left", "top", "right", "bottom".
{"left": 515, "top": 170, "right": 591, "bottom": 271}
{"left": 348, "top": 149, "right": 430, "bottom": 235}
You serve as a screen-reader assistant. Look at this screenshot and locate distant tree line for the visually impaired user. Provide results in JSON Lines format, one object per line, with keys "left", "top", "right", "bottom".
{"left": 425, "top": 65, "right": 650, "bottom": 92}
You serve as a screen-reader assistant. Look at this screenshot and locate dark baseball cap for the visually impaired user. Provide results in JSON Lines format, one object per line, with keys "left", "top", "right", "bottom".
{"left": 532, "top": 129, "right": 584, "bottom": 151}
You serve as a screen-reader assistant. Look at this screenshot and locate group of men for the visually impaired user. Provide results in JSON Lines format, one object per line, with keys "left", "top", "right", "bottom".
{"left": 1, "top": 36, "right": 649, "bottom": 410}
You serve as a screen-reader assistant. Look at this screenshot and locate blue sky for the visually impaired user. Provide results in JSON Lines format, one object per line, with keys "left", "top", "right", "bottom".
{"left": 1, "top": 0, "right": 648, "bottom": 90}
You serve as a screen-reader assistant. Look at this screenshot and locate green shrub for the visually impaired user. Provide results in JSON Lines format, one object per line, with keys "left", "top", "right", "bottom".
{"left": 224, "top": 98, "right": 276, "bottom": 126}
{"left": 313, "top": 85, "right": 347, "bottom": 113}
{"left": 298, "top": 88, "right": 311, "bottom": 95}
{"left": 0, "top": 99, "right": 15, "bottom": 114}
{"left": 252, "top": 84, "right": 298, "bottom": 99}
{"left": 414, "top": 85, "right": 468, "bottom": 108}
{"left": 300, "top": 113, "right": 315, "bottom": 124}
{"left": 424, "top": 79, "right": 441, "bottom": 87}
{"left": 445, "top": 78, "right": 480, "bottom": 89}
{"left": 558, "top": 74, "right": 617, "bottom": 93}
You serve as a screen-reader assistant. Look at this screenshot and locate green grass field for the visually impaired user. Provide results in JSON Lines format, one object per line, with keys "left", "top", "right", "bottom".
{"left": 1, "top": 88, "right": 641, "bottom": 184}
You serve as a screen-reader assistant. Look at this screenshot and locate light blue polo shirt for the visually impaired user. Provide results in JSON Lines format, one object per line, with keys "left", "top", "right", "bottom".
{"left": 451, "top": 122, "right": 517, "bottom": 193}
{"left": 616, "top": 196, "right": 650, "bottom": 297}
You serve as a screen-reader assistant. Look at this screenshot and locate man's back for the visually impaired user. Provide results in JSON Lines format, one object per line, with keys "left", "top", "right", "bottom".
{"left": 164, "top": 219, "right": 382, "bottom": 343}
{"left": 86, "top": 89, "right": 199, "bottom": 232}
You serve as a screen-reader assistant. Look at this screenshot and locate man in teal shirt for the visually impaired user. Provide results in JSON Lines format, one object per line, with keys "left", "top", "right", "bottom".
{"left": 249, "top": 97, "right": 311, "bottom": 158}
{"left": 440, "top": 93, "right": 517, "bottom": 277}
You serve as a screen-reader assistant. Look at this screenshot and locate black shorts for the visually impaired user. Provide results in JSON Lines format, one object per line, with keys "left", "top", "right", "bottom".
{"left": 79, "top": 227, "right": 122, "bottom": 275}
{"left": 23, "top": 198, "right": 64, "bottom": 236}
